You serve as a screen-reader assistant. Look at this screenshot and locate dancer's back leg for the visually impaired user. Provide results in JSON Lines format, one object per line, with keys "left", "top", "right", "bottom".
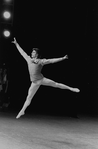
{"left": 16, "top": 81, "right": 40, "bottom": 119}
{"left": 41, "top": 77, "right": 80, "bottom": 92}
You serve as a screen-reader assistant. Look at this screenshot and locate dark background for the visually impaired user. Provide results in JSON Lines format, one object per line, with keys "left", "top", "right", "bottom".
{"left": 0, "top": 1, "right": 98, "bottom": 118}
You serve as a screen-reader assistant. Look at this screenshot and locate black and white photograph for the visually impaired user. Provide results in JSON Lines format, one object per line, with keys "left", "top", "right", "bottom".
{"left": 0, "top": 0, "right": 98, "bottom": 148}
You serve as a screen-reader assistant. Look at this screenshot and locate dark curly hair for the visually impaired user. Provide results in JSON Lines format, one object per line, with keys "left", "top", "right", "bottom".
{"left": 32, "top": 48, "right": 41, "bottom": 58}
{"left": 32, "top": 48, "right": 39, "bottom": 52}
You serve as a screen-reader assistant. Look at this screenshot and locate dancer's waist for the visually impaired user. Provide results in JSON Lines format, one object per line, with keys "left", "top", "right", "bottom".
{"left": 30, "top": 74, "right": 44, "bottom": 82}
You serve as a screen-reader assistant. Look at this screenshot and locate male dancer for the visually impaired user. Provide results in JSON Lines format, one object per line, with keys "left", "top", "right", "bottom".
{"left": 12, "top": 37, "right": 80, "bottom": 119}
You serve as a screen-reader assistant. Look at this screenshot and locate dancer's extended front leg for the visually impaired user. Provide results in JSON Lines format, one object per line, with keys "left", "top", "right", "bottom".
{"left": 16, "top": 82, "right": 40, "bottom": 119}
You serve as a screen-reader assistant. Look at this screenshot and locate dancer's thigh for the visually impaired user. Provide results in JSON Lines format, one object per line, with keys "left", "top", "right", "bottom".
{"left": 28, "top": 80, "right": 41, "bottom": 95}
{"left": 41, "top": 77, "right": 56, "bottom": 87}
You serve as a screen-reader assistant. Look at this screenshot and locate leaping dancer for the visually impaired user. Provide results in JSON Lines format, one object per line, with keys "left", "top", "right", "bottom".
{"left": 12, "top": 37, "right": 80, "bottom": 119}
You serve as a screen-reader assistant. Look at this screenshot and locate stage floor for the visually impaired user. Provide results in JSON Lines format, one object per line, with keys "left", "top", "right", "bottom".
{"left": 0, "top": 112, "right": 98, "bottom": 149}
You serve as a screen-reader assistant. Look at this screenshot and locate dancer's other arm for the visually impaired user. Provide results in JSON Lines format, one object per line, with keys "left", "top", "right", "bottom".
{"left": 42, "top": 55, "right": 68, "bottom": 65}
{"left": 12, "top": 37, "right": 29, "bottom": 61}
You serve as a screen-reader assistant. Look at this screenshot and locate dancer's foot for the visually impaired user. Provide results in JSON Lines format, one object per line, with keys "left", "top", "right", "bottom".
{"left": 70, "top": 88, "right": 80, "bottom": 93}
{"left": 16, "top": 110, "right": 25, "bottom": 119}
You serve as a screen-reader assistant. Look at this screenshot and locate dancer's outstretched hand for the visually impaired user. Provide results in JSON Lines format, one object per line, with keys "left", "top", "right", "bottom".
{"left": 63, "top": 55, "right": 68, "bottom": 60}
{"left": 12, "top": 37, "right": 17, "bottom": 44}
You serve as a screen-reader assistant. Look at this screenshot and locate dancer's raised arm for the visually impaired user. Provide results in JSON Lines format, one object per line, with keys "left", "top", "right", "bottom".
{"left": 41, "top": 55, "right": 68, "bottom": 65}
{"left": 12, "top": 37, "right": 29, "bottom": 61}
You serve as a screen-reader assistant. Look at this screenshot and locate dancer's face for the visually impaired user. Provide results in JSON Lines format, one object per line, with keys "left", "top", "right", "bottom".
{"left": 31, "top": 50, "right": 38, "bottom": 58}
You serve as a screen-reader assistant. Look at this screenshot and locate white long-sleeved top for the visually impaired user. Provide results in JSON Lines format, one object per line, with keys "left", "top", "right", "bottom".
{"left": 27, "top": 57, "right": 64, "bottom": 82}
{"left": 28, "top": 58, "right": 44, "bottom": 82}
{"left": 14, "top": 42, "right": 65, "bottom": 82}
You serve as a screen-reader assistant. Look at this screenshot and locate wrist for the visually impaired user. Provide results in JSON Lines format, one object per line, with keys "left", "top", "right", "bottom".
{"left": 15, "top": 42, "right": 17, "bottom": 45}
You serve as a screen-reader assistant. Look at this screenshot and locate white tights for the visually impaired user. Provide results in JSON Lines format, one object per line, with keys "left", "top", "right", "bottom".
{"left": 16, "top": 77, "right": 80, "bottom": 118}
